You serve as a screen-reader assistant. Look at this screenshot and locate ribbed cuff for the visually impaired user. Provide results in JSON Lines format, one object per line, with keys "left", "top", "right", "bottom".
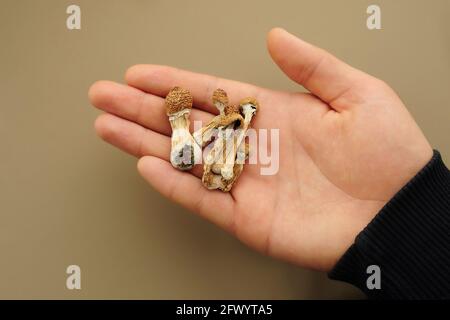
{"left": 329, "top": 150, "right": 450, "bottom": 299}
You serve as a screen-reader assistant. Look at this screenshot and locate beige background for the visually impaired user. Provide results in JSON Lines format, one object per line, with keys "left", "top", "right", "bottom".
{"left": 0, "top": 0, "right": 449, "bottom": 299}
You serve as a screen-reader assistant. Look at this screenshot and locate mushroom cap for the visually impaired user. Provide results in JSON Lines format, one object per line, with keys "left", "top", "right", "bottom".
{"left": 239, "top": 97, "right": 259, "bottom": 113}
{"left": 165, "top": 86, "right": 193, "bottom": 115}
{"left": 212, "top": 88, "right": 228, "bottom": 106}
{"left": 224, "top": 104, "right": 239, "bottom": 116}
{"left": 216, "top": 112, "right": 244, "bottom": 127}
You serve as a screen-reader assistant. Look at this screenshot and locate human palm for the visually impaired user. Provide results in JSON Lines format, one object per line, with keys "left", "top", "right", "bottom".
{"left": 89, "top": 28, "right": 432, "bottom": 271}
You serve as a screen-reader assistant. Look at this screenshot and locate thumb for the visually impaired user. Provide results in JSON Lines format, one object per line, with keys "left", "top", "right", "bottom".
{"left": 267, "top": 28, "right": 374, "bottom": 111}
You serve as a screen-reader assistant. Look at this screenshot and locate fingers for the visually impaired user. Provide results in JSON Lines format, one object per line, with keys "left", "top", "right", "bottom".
{"left": 125, "top": 64, "right": 263, "bottom": 114}
{"left": 138, "top": 156, "right": 235, "bottom": 231}
{"left": 94, "top": 113, "right": 204, "bottom": 178}
{"left": 95, "top": 113, "right": 170, "bottom": 158}
{"left": 267, "top": 28, "right": 377, "bottom": 111}
{"left": 89, "top": 80, "right": 214, "bottom": 136}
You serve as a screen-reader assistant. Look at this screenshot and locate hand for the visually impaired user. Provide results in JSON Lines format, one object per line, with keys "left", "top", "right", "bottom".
{"left": 89, "top": 28, "right": 432, "bottom": 271}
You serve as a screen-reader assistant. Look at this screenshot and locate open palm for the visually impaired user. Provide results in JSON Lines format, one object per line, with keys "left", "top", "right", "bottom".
{"left": 89, "top": 28, "right": 432, "bottom": 271}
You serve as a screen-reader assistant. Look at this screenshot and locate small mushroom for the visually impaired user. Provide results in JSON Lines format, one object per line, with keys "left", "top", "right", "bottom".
{"left": 202, "top": 105, "right": 243, "bottom": 191}
{"left": 236, "top": 97, "right": 259, "bottom": 148}
{"left": 165, "top": 86, "right": 201, "bottom": 170}
{"left": 193, "top": 88, "right": 230, "bottom": 147}
{"left": 202, "top": 96, "right": 257, "bottom": 192}
{"left": 212, "top": 88, "right": 228, "bottom": 114}
{"left": 221, "top": 97, "right": 259, "bottom": 176}
{"left": 220, "top": 105, "right": 243, "bottom": 180}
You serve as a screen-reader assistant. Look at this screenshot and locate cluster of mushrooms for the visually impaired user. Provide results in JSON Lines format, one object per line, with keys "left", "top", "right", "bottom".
{"left": 165, "top": 86, "right": 258, "bottom": 192}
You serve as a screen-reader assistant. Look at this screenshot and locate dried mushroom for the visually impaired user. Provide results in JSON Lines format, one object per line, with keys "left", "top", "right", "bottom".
{"left": 165, "top": 86, "right": 258, "bottom": 192}
{"left": 165, "top": 87, "right": 202, "bottom": 170}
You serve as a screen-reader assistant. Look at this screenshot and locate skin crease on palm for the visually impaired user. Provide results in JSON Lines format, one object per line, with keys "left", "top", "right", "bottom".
{"left": 89, "top": 28, "right": 433, "bottom": 272}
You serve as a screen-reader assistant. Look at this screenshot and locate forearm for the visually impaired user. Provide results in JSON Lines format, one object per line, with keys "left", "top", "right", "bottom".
{"left": 329, "top": 150, "right": 450, "bottom": 299}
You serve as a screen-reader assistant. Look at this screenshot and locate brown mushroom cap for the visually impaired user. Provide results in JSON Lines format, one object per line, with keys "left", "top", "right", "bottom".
{"left": 216, "top": 112, "right": 244, "bottom": 127}
{"left": 165, "top": 86, "right": 193, "bottom": 115}
{"left": 212, "top": 88, "right": 228, "bottom": 106}
{"left": 224, "top": 104, "right": 239, "bottom": 116}
{"left": 239, "top": 97, "right": 259, "bottom": 112}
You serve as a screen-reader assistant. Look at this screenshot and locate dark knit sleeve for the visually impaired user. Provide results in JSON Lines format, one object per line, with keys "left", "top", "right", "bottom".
{"left": 329, "top": 150, "right": 450, "bottom": 299}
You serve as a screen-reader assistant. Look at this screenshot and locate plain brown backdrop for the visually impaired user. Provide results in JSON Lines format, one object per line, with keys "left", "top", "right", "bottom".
{"left": 0, "top": 0, "right": 448, "bottom": 299}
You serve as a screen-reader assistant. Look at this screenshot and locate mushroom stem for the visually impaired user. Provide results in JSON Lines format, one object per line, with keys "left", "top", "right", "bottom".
{"left": 168, "top": 111, "right": 201, "bottom": 170}
{"left": 222, "top": 140, "right": 247, "bottom": 191}
{"left": 220, "top": 129, "right": 238, "bottom": 180}
{"left": 193, "top": 117, "right": 220, "bottom": 147}
{"left": 222, "top": 99, "right": 259, "bottom": 170}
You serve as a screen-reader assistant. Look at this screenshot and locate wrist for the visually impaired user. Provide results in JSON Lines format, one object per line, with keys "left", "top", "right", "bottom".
{"left": 329, "top": 150, "right": 450, "bottom": 298}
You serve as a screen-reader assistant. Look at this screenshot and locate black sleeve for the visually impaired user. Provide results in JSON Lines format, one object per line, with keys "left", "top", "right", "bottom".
{"left": 328, "top": 150, "right": 450, "bottom": 299}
